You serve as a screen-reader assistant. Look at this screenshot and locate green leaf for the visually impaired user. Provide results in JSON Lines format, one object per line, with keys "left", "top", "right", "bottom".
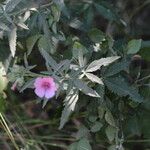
{"left": 77, "top": 138, "right": 92, "bottom": 150}
{"left": 88, "top": 115, "right": 97, "bottom": 123}
{"left": 39, "top": 48, "right": 58, "bottom": 70}
{"left": 26, "top": 34, "right": 41, "bottom": 55}
{"left": 69, "top": 19, "right": 83, "bottom": 30}
{"left": 38, "top": 35, "right": 55, "bottom": 54}
{"left": 17, "top": 22, "right": 29, "bottom": 30}
{"left": 88, "top": 28, "right": 105, "bottom": 43}
{"left": 104, "top": 76, "right": 143, "bottom": 102}
{"left": 72, "top": 41, "right": 87, "bottom": 59}
{"left": 104, "top": 59, "right": 129, "bottom": 77}
{"left": 0, "top": 63, "right": 8, "bottom": 93}
{"left": 108, "top": 145, "right": 116, "bottom": 150}
{"left": 105, "top": 111, "right": 116, "bottom": 127}
{"left": 74, "top": 79, "right": 100, "bottom": 97}
{"left": 91, "top": 121, "right": 103, "bottom": 133}
{"left": 51, "top": 4, "right": 61, "bottom": 22}
{"left": 105, "top": 125, "right": 116, "bottom": 142}
{"left": 59, "top": 89, "right": 79, "bottom": 129}
{"left": 85, "top": 73, "right": 104, "bottom": 85}
{"left": 94, "top": 3, "right": 118, "bottom": 22}
{"left": 76, "top": 125, "right": 90, "bottom": 140}
{"left": 68, "top": 142, "right": 78, "bottom": 150}
{"left": 8, "top": 26, "right": 17, "bottom": 57}
{"left": 20, "top": 79, "right": 35, "bottom": 92}
{"left": 96, "top": 84, "right": 105, "bottom": 101}
{"left": 86, "top": 56, "right": 120, "bottom": 72}
{"left": 5, "top": 0, "right": 22, "bottom": 12}
{"left": 98, "top": 106, "right": 105, "bottom": 119}
{"left": 127, "top": 39, "right": 142, "bottom": 54}
{"left": 0, "top": 22, "right": 10, "bottom": 31}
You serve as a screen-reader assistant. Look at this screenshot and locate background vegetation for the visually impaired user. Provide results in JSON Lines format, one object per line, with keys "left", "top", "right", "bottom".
{"left": 0, "top": 0, "right": 150, "bottom": 149}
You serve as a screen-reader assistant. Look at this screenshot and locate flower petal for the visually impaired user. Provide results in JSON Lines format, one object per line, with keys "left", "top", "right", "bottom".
{"left": 45, "top": 90, "right": 55, "bottom": 99}
{"left": 35, "top": 87, "right": 45, "bottom": 98}
{"left": 34, "top": 77, "right": 43, "bottom": 88}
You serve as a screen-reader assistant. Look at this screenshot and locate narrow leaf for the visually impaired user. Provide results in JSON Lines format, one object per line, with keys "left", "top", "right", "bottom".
{"left": 74, "top": 79, "right": 100, "bottom": 97}
{"left": 8, "top": 26, "right": 17, "bottom": 57}
{"left": 85, "top": 73, "right": 104, "bottom": 85}
{"left": 86, "top": 56, "right": 120, "bottom": 72}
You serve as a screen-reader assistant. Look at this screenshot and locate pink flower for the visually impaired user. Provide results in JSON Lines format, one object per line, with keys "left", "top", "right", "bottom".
{"left": 34, "top": 77, "right": 57, "bottom": 99}
{"left": 11, "top": 81, "right": 18, "bottom": 91}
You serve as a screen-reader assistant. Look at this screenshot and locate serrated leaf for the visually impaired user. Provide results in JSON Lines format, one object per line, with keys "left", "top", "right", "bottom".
{"left": 105, "top": 125, "right": 116, "bottom": 142}
{"left": 104, "top": 76, "right": 143, "bottom": 102}
{"left": 74, "top": 79, "right": 100, "bottom": 97}
{"left": 91, "top": 121, "right": 103, "bottom": 133}
{"left": 77, "top": 138, "right": 92, "bottom": 150}
{"left": 59, "top": 89, "right": 79, "bottom": 129}
{"left": 86, "top": 56, "right": 120, "bottom": 72}
{"left": 127, "top": 39, "right": 142, "bottom": 54}
{"left": 85, "top": 73, "right": 104, "bottom": 85}
{"left": 8, "top": 26, "right": 17, "bottom": 57}
{"left": 38, "top": 35, "right": 54, "bottom": 54}
{"left": 104, "top": 59, "right": 129, "bottom": 77}
{"left": 26, "top": 34, "right": 41, "bottom": 55}
{"left": 105, "top": 111, "right": 116, "bottom": 127}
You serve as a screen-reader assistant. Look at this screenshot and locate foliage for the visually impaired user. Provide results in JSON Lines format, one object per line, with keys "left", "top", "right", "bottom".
{"left": 0, "top": 0, "right": 150, "bottom": 149}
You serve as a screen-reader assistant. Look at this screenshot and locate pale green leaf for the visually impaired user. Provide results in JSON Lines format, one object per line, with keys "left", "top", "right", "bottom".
{"left": 72, "top": 41, "right": 87, "bottom": 59}
{"left": 59, "top": 89, "right": 79, "bottom": 129}
{"left": 18, "top": 22, "right": 29, "bottom": 30}
{"left": 74, "top": 79, "right": 100, "bottom": 97}
{"left": 105, "top": 111, "right": 116, "bottom": 127}
{"left": 85, "top": 73, "right": 104, "bottom": 85}
{"left": 105, "top": 125, "right": 116, "bottom": 142}
{"left": 86, "top": 56, "right": 120, "bottom": 72}
{"left": 127, "top": 39, "right": 142, "bottom": 54}
{"left": 8, "top": 26, "right": 17, "bottom": 57}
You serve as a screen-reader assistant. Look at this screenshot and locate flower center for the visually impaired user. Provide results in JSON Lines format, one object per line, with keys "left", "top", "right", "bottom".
{"left": 42, "top": 82, "right": 51, "bottom": 89}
